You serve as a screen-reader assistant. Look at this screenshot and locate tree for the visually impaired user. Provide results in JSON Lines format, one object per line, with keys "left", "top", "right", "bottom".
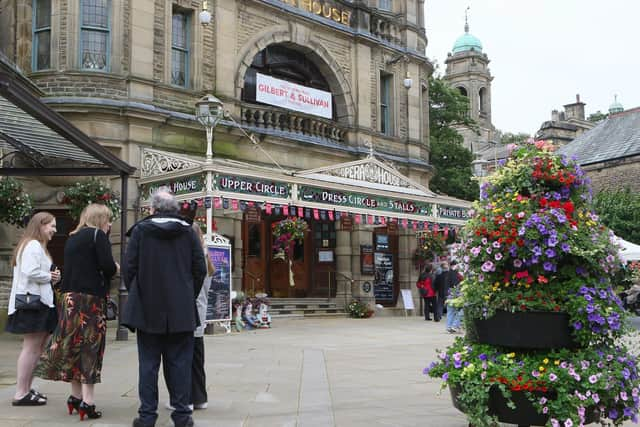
{"left": 498, "top": 131, "right": 530, "bottom": 145}
{"left": 428, "top": 76, "right": 478, "bottom": 201}
{"left": 588, "top": 111, "right": 608, "bottom": 123}
{"left": 593, "top": 188, "right": 640, "bottom": 244}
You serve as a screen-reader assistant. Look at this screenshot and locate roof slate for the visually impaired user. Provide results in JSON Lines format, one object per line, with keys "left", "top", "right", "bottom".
{"left": 557, "top": 108, "right": 640, "bottom": 165}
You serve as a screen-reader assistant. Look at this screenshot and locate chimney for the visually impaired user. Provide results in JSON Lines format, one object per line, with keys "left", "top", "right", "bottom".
{"left": 551, "top": 109, "right": 559, "bottom": 122}
{"left": 564, "top": 94, "right": 586, "bottom": 121}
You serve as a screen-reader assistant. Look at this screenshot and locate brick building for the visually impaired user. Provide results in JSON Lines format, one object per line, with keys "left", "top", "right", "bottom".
{"left": 0, "top": 0, "right": 470, "bottom": 314}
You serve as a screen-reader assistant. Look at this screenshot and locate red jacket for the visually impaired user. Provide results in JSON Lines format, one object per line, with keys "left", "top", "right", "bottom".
{"left": 417, "top": 277, "right": 435, "bottom": 298}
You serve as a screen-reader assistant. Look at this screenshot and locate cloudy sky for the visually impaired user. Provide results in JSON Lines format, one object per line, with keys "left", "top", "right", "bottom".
{"left": 424, "top": 0, "right": 638, "bottom": 135}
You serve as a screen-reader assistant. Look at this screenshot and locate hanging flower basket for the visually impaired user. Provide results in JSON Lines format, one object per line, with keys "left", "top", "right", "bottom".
{"left": 413, "top": 231, "right": 446, "bottom": 269}
{"left": 62, "top": 179, "right": 121, "bottom": 221}
{"left": 0, "top": 177, "right": 33, "bottom": 227}
{"left": 272, "top": 217, "right": 308, "bottom": 258}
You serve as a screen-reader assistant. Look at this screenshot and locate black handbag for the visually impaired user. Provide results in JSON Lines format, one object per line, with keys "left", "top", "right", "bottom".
{"left": 15, "top": 293, "right": 42, "bottom": 310}
{"left": 106, "top": 297, "right": 118, "bottom": 321}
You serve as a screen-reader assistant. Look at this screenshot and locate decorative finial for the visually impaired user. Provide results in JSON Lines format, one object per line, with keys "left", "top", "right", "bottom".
{"left": 364, "top": 139, "right": 374, "bottom": 158}
{"left": 465, "top": 6, "right": 470, "bottom": 33}
{"left": 614, "top": 94, "right": 618, "bottom": 103}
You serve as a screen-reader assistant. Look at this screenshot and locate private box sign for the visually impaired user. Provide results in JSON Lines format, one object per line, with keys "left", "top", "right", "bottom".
{"left": 278, "top": 0, "right": 352, "bottom": 26}
{"left": 438, "top": 205, "right": 470, "bottom": 220}
{"left": 216, "top": 174, "right": 290, "bottom": 199}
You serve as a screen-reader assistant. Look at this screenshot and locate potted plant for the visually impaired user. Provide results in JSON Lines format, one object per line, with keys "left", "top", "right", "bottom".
{"left": 346, "top": 299, "right": 374, "bottom": 318}
{"left": 0, "top": 177, "right": 33, "bottom": 227}
{"left": 62, "top": 179, "right": 121, "bottom": 220}
{"left": 425, "top": 140, "right": 640, "bottom": 426}
{"left": 272, "top": 217, "right": 308, "bottom": 288}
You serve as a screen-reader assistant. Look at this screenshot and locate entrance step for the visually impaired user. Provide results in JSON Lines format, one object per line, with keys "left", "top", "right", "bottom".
{"left": 268, "top": 298, "right": 347, "bottom": 318}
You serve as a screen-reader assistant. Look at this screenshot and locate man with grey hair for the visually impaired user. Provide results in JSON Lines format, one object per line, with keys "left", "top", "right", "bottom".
{"left": 122, "top": 187, "right": 206, "bottom": 427}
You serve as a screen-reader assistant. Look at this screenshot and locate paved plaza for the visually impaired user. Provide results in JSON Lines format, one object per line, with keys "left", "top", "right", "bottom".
{"left": 1, "top": 316, "right": 636, "bottom": 427}
{"left": 0, "top": 315, "right": 465, "bottom": 427}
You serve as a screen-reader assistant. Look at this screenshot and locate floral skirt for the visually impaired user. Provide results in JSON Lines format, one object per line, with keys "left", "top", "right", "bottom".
{"left": 35, "top": 292, "right": 106, "bottom": 384}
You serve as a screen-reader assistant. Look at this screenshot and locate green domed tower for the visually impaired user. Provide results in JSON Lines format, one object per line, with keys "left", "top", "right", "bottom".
{"left": 609, "top": 94, "right": 624, "bottom": 114}
{"left": 443, "top": 10, "right": 494, "bottom": 152}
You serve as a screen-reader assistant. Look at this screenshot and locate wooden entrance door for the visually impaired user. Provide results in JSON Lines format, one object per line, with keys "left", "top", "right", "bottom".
{"left": 241, "top": 214, "right": 267, "bottom": 296}
{"left": 310, "top": 220, "right": 336, "bottom": 298}
{"left": 37, "top": 209, "right": 75, "bottom": 273}
{"left": 268, "top": 217, "right": 311, "bottom": 298}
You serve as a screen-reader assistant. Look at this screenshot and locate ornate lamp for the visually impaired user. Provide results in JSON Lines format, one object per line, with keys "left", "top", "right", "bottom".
{"left": 195, "top": 94, "right": 223, "bottom": 162}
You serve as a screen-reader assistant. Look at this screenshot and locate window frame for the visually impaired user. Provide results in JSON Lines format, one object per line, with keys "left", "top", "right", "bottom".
{"left": 32, "top": 0, "right": 52, "bottom": 71}
{"left": 78, "top": 0, "right": 112, "bottom": 72}
{"left": 171, "top": 9, "right": 191, "bottom": 88}
{"left": 380, "top": 71, "right": 394, "bottom": 136}
{"left": 379, "top": 0, "right": 392, "bottom": 12}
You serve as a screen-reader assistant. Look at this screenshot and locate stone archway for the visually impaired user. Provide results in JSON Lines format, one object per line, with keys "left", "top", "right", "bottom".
{"left": 234, "top": 26, "right": 355, "bottom": 125}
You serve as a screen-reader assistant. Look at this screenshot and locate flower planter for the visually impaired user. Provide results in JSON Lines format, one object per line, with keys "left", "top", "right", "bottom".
{"left": 471, "top": 310, "right": 578, "bottom": 349}
{"left": 450, "top": 384, "right": 598, "bottom": 426}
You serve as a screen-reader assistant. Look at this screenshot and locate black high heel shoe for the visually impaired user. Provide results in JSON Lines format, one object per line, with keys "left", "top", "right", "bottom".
{"left": 67, "top": 395, "right": 82, "bottom": 414}
{"left": 78, "top": 401, "right": 102, "bottom": 421}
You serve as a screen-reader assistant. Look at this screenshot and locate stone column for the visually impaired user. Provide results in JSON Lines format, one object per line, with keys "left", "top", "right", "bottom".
{"left": 350, "top": 225, "right": 374, "bottom": 308}
{"left": 335, "top": 227, "right": 352, "bottom": 308}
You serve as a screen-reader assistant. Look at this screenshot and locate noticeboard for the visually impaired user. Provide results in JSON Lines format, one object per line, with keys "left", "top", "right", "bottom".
{"left": 205, "top": 242, "right": 232, "bottom": 323}
{"left": 360, "top": 244, "right": 374, "bottom": 274}
{"left": 373, "top": 252, "right": 394, "bottom": 301}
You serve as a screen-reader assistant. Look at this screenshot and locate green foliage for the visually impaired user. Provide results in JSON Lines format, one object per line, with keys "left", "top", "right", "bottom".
{"left": 499, "top": 132, "right": 531, "bottom": 145}
{"left": 346, "top": 300, "right": 373, "bottom": 318}
{"left": 62, "top": 179, "right": 121, "bottom": 221}
{"left": 0, "top": 177, "right": 33, "bottom": 227}
{"left": 414, "top": 231, "right": 446, "bottom": 269}
{"left": 429, "top": 139, "right": 478, "bottom": 201}
{"left": 588, "top": 111, "right": 608, "bottom": 123}
{"left": 272, "top": 218, "right": 308, "bottom": 258}
{"left": 428, "top": 76, "right": 478, "bottom": 143}
{"left": 593, "top": 188, "right": 640, "bottom": 244}
{"left": 427, "top": 76, "right": 479, "bottom": 201}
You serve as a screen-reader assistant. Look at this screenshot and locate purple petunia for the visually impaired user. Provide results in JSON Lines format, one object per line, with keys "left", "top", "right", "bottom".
{"left": 543, "top": 261, "right": 555, "bottom": 272}
{"left": 573, "top": 321, "right": 582, "bottom": 330}
{"left": 588, "top": 375, "right": 598, "bottom": 384}
{"left": 442, "top": 372, "right": 449, "bottom": 381}
{"left": 549, "top": 373, "right": 558, "bottom": 381}
{"left": 481, "top": 261, "right": 495, "bottom": 273}
{"left": 560, "top": 242, "right": 571, "bottom": 252}
{"left": 610, "top": 408, "right": 619, "bottom": 420}
{"left": 545, "top": 248, "right": 556, "bottom": 258}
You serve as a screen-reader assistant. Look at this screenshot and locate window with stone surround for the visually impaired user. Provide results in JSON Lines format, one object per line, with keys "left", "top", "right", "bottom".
{"left": 380, "top": 71, "right": 394, "bottom": 136}
{"left": 80, "top": 0, "right": 110, "bottom": 70}
{"left": 379, "top": 0, "right": 392, "bottom": 11}
{"left": 171, "top": 8, "right": 191, "bottom": 87}
{"left": 32, "top": 0, "right": 52, "bottom": 70}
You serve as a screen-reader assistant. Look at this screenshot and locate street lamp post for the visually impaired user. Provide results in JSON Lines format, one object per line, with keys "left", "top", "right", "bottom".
{"left": 195, "top": 94, "right": 224, "bottom": 243}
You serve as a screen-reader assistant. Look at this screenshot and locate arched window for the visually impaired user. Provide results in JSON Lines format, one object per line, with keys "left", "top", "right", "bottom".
{"left": 479, "top": 87, "right": 487, "bottom": 113}
{"left": 457, "top": 86, "right": 467, "bottom": 97}
{"left": 242, "top": 44, "right": 336, "bottom": 120}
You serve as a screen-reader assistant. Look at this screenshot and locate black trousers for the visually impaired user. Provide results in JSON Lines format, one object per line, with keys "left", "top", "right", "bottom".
{"left": 137, "top": 331, "right": 194, "bottom": 427}
{"left": 423, "top": 297, "right": 437, "bottom": 320}
{"left": 191, "top": 337, "right": 207, "bottom": 405}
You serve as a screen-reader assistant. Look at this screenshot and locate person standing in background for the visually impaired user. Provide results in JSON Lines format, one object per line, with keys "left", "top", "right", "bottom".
{"left": 445, "top": 261, "right": 463, "bottom": 334}
{"left": 6, "top": 212, "right": 60, "bottom": 406}
{"left": 433, "top": 261, "right": 450, "bottom": 322}
{"left": 416, "top": 264, "right": 436, "bottom": 320}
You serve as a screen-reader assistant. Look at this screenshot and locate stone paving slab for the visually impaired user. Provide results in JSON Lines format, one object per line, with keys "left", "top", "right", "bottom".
{"left": 0, "top": 316, "right": 635, "bottom": 427}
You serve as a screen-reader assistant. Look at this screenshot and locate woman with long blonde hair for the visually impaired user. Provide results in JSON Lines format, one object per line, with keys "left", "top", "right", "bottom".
{"left": 36, "top": 203, "right": 118, "bottom": 420}
{"left": 7, "top": 212, "right": 61, "bottom": 406}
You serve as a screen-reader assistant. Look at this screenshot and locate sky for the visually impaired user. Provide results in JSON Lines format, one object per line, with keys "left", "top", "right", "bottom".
{"left": 424, "top": 0, "right": 639, "bottom": 135}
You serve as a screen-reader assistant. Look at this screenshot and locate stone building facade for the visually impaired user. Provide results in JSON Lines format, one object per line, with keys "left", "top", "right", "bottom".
{"left": 0, "top": 0, "right": 471, "bottom": 314}
{"left": 535, "top": 94, "right": 594, "bottom": 146}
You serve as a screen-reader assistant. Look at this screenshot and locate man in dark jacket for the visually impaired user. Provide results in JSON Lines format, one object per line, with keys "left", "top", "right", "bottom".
{"left": 433, "top": 261, "right": 450, "bottom": 321}
{"left": 122, "top": 187, "right": 206, "bottom": 427}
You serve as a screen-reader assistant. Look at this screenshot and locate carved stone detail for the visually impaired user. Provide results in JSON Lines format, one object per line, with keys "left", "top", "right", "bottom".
{"left": 141, "top": 149, "right": 201, "bottom": 179}
{"left": 327, "top": 162, "right": 412, "bottom": 188}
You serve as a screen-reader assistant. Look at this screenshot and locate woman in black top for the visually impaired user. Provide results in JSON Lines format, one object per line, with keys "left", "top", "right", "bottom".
{"left": 36, "top": 204, "right": 118, "bottom": 420}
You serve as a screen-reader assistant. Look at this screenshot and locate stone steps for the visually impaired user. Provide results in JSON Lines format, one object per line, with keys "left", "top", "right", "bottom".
{"left": 268, "top": 298, "right": 347, "bottom": 318}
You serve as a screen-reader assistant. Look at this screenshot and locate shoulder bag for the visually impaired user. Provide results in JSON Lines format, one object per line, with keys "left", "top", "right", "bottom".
{"left": 15, "top": 292, "right": 42, "bottom": 310}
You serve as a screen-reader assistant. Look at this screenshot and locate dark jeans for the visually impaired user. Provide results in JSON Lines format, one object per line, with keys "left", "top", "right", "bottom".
{"left": 137, "top": 331, "right": 194, "bottom": 427}
{"left": 435, "top": 295, "right": 444, "bottom": 321}
{"left": 191, "top": 337, "right": 207, "bottom": 405}
{"left": 423, "top": 297, "right": 437, "bottom": 320}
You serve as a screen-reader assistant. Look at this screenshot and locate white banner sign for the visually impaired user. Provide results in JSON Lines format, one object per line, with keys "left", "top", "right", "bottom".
{"left": 256, "top": 73, "right": 332, "bottom": 119}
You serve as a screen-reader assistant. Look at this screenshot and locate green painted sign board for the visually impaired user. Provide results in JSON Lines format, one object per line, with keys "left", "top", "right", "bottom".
{"left": 298, "top": 185, "right": 434, "bottom": 216}
{"left": 215, "top": 174, "right": 290, "bottom": 198}
{"left": 438, "top": 205, "right": 470, "bottom": 220}
{"left": 142, "top": 174, "right": 205, "bottom": 198}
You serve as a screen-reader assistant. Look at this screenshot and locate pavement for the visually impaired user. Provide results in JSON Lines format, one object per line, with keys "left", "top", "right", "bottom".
{"left": 0, "top": 315, "right": 637, "bottom": 427}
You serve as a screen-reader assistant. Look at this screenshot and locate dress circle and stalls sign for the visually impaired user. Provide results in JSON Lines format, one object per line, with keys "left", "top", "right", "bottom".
{"left": 256, "top": 73, "right": 333, "bottom": 119}
{"left": 206, "top": 243, "right": 232, "bottom": 323}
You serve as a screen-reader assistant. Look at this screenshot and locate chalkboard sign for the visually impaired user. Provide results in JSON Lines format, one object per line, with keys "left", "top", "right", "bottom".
{"left": 373, "top": 252, "right": 394, "bottom": 301}
{"left": 205, "top": 244, "right": 232, "bottom": 322}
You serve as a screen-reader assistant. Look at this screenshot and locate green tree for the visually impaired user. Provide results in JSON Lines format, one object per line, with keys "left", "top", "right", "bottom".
{"left": 498, "top": 131, "right": 530, "bottom": 145}
{"left": 428, "top": 76, "right": 478, "bottom": 201}
{"left": 588, "top": 111, "right": 608, "bottom": 123}
{"left": 593, "top": 188, "right": 640, "bottom": 244}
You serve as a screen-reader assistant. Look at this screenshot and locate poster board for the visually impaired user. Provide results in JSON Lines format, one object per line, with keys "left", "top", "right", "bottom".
{"left": 360, "top": 244, "right": 374, "bottom": 274}
{"left": 400, "top": 289, "right": 415, "bottom": 310}
{"left": 205, "top": 235, "right": 232, "bottom": 329}
{"left": 373, "top": 252, "right": 393, "bottom": 301}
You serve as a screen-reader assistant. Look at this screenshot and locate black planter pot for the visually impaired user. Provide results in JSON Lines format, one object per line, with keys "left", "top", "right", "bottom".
{"left": 471, "top": 310, "right": 578, "bottom": 349}
{"left": 450, "top": 384, "right": 598, "bottom": 426}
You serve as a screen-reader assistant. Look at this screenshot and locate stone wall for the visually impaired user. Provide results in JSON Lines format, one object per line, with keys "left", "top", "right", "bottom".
{"left": 584, "top": 155, "right": 640, "bottom": 194}
{"left": 32, "top": 72, "right": 128, "bottom": 98}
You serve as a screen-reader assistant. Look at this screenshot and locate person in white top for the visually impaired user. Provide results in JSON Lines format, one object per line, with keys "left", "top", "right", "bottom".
{"left": 6, "top": 212, "right": 61, "bottom": 406}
